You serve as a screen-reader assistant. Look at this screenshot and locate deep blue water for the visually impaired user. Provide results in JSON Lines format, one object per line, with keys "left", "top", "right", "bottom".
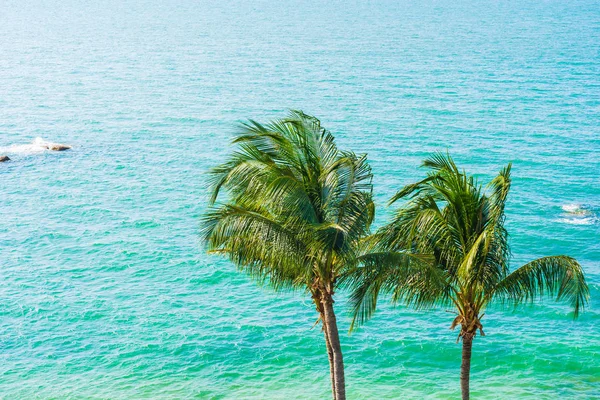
{"left": 0, "top": 1, "right": 599, "bottom": 398}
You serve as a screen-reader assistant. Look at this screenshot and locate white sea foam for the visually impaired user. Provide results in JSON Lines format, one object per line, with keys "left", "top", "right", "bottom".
{"left": 561, "top": 203, "right": 591, "bottom": 215}
{"left": 0, "top": 137, "right": 66, "bottom": 154}
{"left": 561, "top": 203, "right": 580, "bottom": 213}
{"left": 557, "top": 217, "right": 597, "bottom": 225}
{"left": 558, "top": 203, "right": 597, "bottom": 225}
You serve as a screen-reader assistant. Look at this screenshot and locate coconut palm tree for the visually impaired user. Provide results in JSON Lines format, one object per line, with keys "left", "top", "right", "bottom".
{"left": 347, "top": 153, "right": 589, "bottom": 400}
{"left": 202, "top": 111, "right": 375, "bottom": 400}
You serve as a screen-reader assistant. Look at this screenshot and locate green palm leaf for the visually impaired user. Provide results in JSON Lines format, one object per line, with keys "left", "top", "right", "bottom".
{"left": 494, "top": 256, "right": 589, "bottom": 318}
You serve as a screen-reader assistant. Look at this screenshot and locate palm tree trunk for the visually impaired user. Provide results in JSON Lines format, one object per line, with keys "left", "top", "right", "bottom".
{"left": 322, "top": 293, "right": 346, "bottom": 400}
{"left": 460, "top": 335, "right": 473, "bottom": 400}
{"left": 314, "top": 290, "right": 337, "bottom": 399}
{"left": 323, "top": 321, "right": 337, "bottom": 400}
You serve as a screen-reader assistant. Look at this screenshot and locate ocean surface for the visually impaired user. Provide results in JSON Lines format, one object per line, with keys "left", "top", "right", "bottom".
{"left": 1, "top": 1, "right": 599, "bottom": 398}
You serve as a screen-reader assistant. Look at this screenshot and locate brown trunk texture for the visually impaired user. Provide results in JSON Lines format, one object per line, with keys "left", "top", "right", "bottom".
{"left": 460, "top": 335, "right": 473, "bottom": 400}
{"left": 322, "top": 318, "right": 336, "bottom": 400}
{"left": 322, "top": 293, "right": 346, "bottom": 400}
{"left": 314, "top": 289, "right": 336, "bottom": 400}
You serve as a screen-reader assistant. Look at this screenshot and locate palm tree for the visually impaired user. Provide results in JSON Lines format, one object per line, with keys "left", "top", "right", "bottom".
{"left": 201, "top": 111, "right": 375, "bottom": 400}
{"left": 347, "top": 153, "right": 589, "bottom": 400}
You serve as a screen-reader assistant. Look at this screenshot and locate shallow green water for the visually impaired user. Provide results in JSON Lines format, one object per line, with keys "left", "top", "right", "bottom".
{"left": 0, "top": 0, "right": 599, "bottom": 398}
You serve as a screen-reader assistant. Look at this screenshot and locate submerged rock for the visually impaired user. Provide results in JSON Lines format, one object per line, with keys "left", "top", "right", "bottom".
{"left": 0, "top": 155, "right": 10, "bottom": 162}
{"left": 46, "top": 144, "right": 71, "bottom": 151}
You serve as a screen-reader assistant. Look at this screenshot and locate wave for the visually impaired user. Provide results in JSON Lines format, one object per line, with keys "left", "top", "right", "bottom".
{"left": 0, "top": 137, "right": 70, "bottom": 154}
{"left": 561, "top": 203, "right": 592, "bottom": 215}
{"left": 557, "top": 217, "right": 597, "bottom": 225}
{"left": 558, "top": 203, "right": 598, "bottom": 225}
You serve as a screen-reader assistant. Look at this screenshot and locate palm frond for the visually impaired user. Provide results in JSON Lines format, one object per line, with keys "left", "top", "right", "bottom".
{"left": 493, "top": 256, "right": 589, "bottom": 318}
{"left": 388, "top": 176, "right": 437, "bottom": 205}
{"left": 344, "top": 252, "right": 450, "bottom": 330}
{"left": 201, "top": 204, "right": 309, "bottom": 289}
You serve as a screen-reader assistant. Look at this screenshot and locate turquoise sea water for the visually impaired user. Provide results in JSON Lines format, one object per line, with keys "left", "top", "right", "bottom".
{"left": 1, "top": 0, "right": 599, "bottom": 398}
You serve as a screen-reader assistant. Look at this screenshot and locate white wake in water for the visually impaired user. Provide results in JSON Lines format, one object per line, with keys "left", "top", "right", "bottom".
{"left": 0, "top": 137, "right": 70, "bottom": 154}
{"left": 558, "top": 204, "right": 598, "bottom": 225}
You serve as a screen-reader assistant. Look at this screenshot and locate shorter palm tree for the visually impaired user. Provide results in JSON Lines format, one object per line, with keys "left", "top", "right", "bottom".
{"left": 347, "top": 153, "right": 589, "bottom": 400}
{"left": 202, "top": 111, "right": 375, "bottom": 400}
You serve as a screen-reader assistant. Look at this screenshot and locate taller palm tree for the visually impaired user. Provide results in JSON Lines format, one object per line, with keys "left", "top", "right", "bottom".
{"left": 202, "top": 111, "right": 374, "bottom": 400}
{"left": 348, "top": 153, "right": 589, "bottom": 400}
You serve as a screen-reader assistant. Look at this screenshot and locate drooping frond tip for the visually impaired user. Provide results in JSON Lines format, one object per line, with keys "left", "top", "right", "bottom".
{"left": 494, "top": 256, "right": 589, "bottom": 318}
{"left": 346, "top": 251, "right": 450, "bottom": 331}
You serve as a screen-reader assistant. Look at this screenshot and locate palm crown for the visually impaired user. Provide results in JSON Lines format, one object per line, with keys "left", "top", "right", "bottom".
{"left": 351, "top": 152, "right": 588, "bottom": 332}
{"left": 203, "top": 110, "right": 374, "bottom": 292}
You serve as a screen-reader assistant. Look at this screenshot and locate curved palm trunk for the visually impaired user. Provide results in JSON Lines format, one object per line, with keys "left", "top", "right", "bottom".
{"left": 460, "top": 335, "right": 473, "bottom": 400}
{"left": 323, "top": 323, "right": 337, "bottom": 400}
{"left": 322, "top": 293, "right": 346, "bottom": 400}
{"left": 314, "top": 290, "right": 337, "bottom": 399}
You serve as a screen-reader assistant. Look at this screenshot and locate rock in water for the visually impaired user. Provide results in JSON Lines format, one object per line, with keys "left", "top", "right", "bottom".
{"left": 47, "top": 144, "right": 71, "bottom": 151}
{"left": 0, "top": 155, "right": 10, "bottom": 162}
